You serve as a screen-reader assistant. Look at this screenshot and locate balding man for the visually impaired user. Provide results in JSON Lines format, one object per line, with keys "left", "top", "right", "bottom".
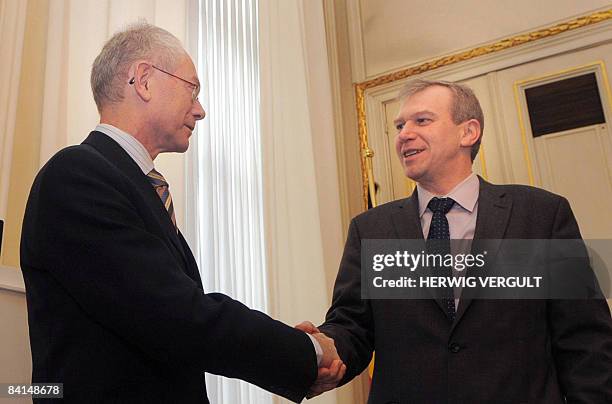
{"left": 21, "top": 22, "right": 343, "bottom": 403}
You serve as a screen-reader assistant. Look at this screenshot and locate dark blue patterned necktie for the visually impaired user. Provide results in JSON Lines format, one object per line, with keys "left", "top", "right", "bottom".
{"left": 427, "top": 197, "right": 456, "bottom": 321}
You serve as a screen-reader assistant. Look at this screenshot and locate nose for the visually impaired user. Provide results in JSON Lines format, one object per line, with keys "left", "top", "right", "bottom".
{"left": 396, "top": 123, "right": 417, "bottom": 142}
{"left": 193, "top": 99, "right": 206, "bottom": 120}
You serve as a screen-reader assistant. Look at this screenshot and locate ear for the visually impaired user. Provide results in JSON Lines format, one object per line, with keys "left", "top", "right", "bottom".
{"left": 128, "top": 61, "right": 153, "bottom": 102}
{"left": 460, "top": 119, "right": 481, "bottom": 148}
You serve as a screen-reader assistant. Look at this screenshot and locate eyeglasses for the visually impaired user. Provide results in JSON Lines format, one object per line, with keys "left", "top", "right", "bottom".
{"left": 151, "top": 65, "right": 200, "bottom": 103}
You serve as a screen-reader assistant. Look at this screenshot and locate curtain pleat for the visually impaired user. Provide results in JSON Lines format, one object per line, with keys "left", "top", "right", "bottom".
{"left": 194, "top": 0, "right": 270, "bottom": 402}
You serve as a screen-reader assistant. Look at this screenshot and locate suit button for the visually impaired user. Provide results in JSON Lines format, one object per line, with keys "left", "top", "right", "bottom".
{"left": 449, "top": 342, "right": 461, "bottom": 353}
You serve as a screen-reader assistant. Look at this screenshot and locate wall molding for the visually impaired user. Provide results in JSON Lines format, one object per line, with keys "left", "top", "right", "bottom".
{"left": 355, "top": 9, "right": 612, "bottom": 209}
{"left": 345, "top": 0, "right": 366, "bottom": 82}
{"left": 323, "top": 0, "right": 352, "bottom": 234}
{"left": 0, "top": 265, "right": 25, "bottom": 293}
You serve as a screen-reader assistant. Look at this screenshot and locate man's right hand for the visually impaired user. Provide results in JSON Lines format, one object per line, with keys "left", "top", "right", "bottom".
{"left": 310, "top": 331, "right": 339, "bottom": 368}
{"left": 296, "top": 321, "right": 347, "bottom": 398}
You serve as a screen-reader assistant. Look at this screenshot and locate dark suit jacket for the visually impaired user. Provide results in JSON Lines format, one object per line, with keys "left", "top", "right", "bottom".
{"left": 20, "top": 131, "right": 317, "bottom": 403}
{"left": 320, "top": 177, "right": 612, "bottom": 404}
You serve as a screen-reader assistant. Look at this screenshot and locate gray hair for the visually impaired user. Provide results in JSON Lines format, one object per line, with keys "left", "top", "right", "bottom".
{"left": 91, "top": 21, "right": 185, "bottom": 112}
{"left": 398, "top": 79, "right": 484, "bottom": 162}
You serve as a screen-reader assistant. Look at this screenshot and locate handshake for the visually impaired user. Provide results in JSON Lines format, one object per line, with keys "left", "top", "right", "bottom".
{"left": 295, "top": 321, "right": 347, "bottom": 399}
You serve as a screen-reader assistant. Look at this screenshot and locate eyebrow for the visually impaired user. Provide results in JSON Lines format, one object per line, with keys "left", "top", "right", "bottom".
{"left": 393, "top": 110, "right": 436, "bottom": 126}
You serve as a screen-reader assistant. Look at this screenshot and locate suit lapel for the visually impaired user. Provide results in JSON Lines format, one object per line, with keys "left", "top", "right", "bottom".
{"left": 453, "top": 177, "right": 512, "bottom": 328}
{"left": 472, "top": 177, "right": 512, "bottom": 241}
{"left": 391, "top": 191, "right": 424, "bottom": 240}
{"left": 82, "top": 132, "right": 191, "bottom": 274}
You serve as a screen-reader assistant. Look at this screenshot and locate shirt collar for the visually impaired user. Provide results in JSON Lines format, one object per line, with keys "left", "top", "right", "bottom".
{"left": 417, "top": 173, "right": 479, "bottom": 217}
{"left": 95, "top": 123, "right": 154, "bottom": 175}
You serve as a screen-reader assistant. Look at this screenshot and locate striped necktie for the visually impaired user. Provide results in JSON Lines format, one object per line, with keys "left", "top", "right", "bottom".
{"left": 147, "top": 169, "right": 177, "bottom": 231}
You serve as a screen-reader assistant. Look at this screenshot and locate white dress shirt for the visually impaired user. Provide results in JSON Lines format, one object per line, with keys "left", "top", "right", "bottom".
{"left": 95, "top": 124, "right": 154, "bottom": 174}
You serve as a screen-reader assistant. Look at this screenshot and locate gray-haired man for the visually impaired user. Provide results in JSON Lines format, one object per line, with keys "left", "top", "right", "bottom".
{"left": 21, "top": 22, "right": 344, "bottom": 403}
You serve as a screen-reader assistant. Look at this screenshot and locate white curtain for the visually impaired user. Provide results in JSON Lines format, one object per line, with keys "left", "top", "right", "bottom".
{"left": 189, "top": 0, "right": 271, "bottom": 403}
{"left": 258, "top": 1, "right": 342, "bottom": 403}
{"left": 0, "top": 0, "right": 27, "bottom": 223}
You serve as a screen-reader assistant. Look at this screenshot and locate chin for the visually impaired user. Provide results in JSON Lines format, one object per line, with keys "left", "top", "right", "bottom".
{"left": 402, "top": 165, "right": 424, "bottom": 182}
{"left": 177, "top": 142, "right": 190, "bottom": 153}
{"left": 168, "top": 141, "right": 190, "bottom": 154}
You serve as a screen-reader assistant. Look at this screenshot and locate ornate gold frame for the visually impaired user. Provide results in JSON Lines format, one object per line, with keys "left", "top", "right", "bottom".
{"left": 355, "top": 9, "right": 612, "bottom": 210}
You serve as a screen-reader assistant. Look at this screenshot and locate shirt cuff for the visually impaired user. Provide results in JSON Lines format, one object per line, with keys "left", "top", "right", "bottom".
{"left": 307, "top": 333, "right": 323, "bottom": 366}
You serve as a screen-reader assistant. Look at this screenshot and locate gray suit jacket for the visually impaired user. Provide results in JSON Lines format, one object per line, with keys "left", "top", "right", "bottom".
{"left": 320, "top": 177, "right": 612, "bottom": 404}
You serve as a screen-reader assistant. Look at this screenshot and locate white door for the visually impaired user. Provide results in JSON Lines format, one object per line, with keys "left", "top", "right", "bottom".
{"left": 495, "top": 43, "right": 612, "bottom": 238}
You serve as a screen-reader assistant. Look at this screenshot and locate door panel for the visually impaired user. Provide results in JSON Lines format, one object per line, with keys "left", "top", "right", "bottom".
{"left": 496, "top": 43, "right": 612, "bottom": 238}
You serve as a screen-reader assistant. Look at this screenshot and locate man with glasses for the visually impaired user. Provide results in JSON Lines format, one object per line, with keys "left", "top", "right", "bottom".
{"left": 20, "top": 22, "right": 343, "bottom": 403}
